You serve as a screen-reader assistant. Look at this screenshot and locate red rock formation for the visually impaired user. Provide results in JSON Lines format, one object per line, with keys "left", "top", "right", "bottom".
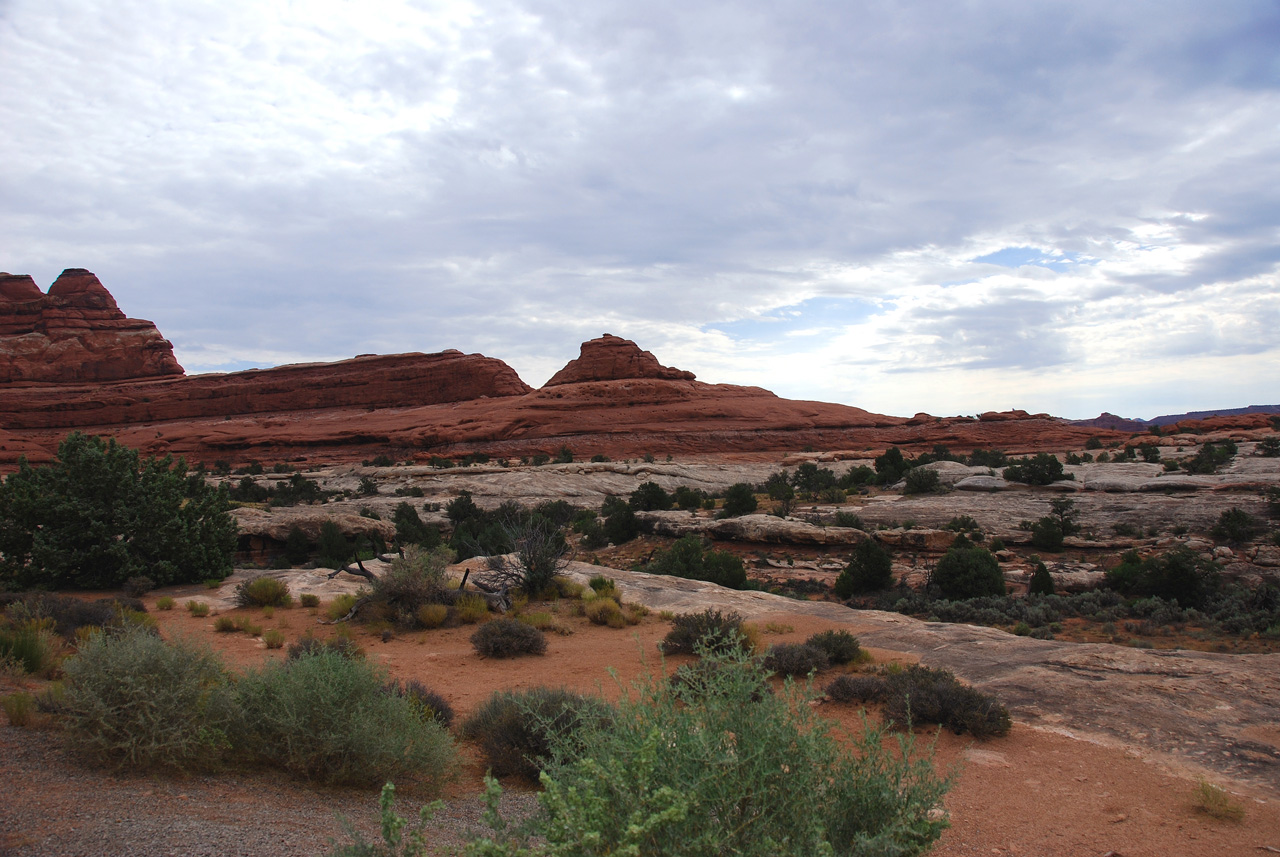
{"left": 545, "top": 334, "right": 695, "bottom": 385}
{"left": 0, "top": 270, "right": 1136, "bottom": 467}
{"left": 1069, "top": 412, "right": 1148, "bottom": 432}
{"left": 0, "top": 269, "right": 185, "bottom": 383}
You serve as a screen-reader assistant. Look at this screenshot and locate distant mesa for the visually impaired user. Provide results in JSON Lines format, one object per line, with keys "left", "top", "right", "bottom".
{"left": 544, "top": 334, "right": 696, "bottom": 386}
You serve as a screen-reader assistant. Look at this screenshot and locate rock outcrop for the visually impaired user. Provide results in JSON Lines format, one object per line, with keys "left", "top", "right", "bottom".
{"left": 0, "top": 269, "right": 184, "bottom": 383}
{"left": 544, "top": 334, "right": 695, "bottom": 385}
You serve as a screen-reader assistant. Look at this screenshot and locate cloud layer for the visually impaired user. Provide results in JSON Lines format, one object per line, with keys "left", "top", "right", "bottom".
{"left": 3, "top": 0, "right": 1278, "bottom": 418}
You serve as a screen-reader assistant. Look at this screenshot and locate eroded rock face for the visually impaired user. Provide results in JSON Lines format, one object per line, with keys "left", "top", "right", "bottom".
{"left": 544, "top": 334, "right": 696, "bottom": 386}
{"left": 0, "top": 269, "right": 184, "bottom": 383}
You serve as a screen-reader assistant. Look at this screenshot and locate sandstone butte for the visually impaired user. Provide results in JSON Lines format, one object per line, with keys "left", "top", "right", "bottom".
{"left": 1, "top": 268, "right": 1230, "bottom": 468}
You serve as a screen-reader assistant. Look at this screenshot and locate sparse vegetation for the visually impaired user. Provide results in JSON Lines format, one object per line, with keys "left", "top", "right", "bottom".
{"left": 470, "top": 617, "right": 547, "bottom": 658}
{"left": 1192, "top": 779, "right": 1245, "bottom": 821}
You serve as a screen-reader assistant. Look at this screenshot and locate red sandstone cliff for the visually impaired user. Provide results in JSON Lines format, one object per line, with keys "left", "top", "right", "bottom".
{"left": 0, "top": 269, "right": 183, "bottom": 383}
{"left": 0, "top": 270, "right": 1135, "bottom": 466}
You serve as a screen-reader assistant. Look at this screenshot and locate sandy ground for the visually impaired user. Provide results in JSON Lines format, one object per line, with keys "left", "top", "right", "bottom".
{"left": 3, "top": 589, "right": 1279, "bottom": 857}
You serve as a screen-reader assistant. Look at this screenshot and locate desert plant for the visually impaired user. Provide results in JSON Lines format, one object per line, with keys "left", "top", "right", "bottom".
{"left": 2, "top": 691, "right": 36, "bottom": 727}
{"left": 0, "top": 617, "right": 57, "bottom": 675}
{"left": 903, "top": 468, "right": 942, "bottom": 495}
{"left": 385, "top": 679, "right": 455, "bottom": 728}
{"left": 0, "top": 433, "right": 236, "bottom": 590}
{"left": 454, "top": 593, "right": 490, "bottom": 623}
{"left": 235, "top": 575, "right": 293, "bottom": 608}
{"left": 213, "top": 615, "right": 238, "bottom": 633}
{"left": 122, "top": 575, "right": 155, "bottom": 598}
{"left": 234, "top": 650, "right": 457, "bottom": 788}
{"left": 763, "top": 642, "right": 830, "bottom": 676}
{"left": 1104, "top": 547, "right": 1219, "bottom": 609}
{"left": 881, "top": 665, "right": 1011, "bottom": 738}
{"left": 834, "top": 539, "right": 894, "bottom": 597}
{"left": 644, "top": 534, "right": 748, "bottom": 589}
{"left": 933, "top": 545, "right": 1005, "bottom": 600}
{"left": 1029, "top": 518, "right": 1064, "bottom": 552}
{"left": 468, "top": 648, "right": 950, "bottom": 856}
{"left": 833, "top": 510, "right": 865, "bottom": 530}
{"left": 372, "top": 545, "right": 452, "bottom": 625}
{"left": 262, "top": 629, "right": 285, "bottom": 649}
{"left": 825, "top": 674, "right": 888, "bottom": 704}
{"left": 659, "top": 608, "right": 752, "bottom": 656}
{"left": 317, "top": 521, "right": 353, "bottom": 569}
{"left": 287, "top": 634, "right": 361, "bottom": 660}
{"left": 416, "top": 603, "right": 448, "bottom": 629}
{"left": 284, "top": 526, "right": 311, "bottom": 565}
{"left": 325, "top": 593, "right": 360, "bottom": 621}
{"left": 602, "top": 502, "right": 640, "bottom": 545}
{"left": 299, "top": 593, "right": 320, "bottom": 608}
{"left": 1028, "top": 561, "right": 1055, "bottom": 596}
{"left": 1192, "top": 779, "right": 1245, "bottom": 821}
{"left": 583, "top": 597, "right": 626, "bottom": 628}
{"left": 186, "top": 600, "right": 210, "bottom": 617}
{"left": 718, "top": 482, "right": 758, "bottom": 518}
{"left": 460, "top": 687, "right": 613, "bottom": 781}
{"left": 61, "top": 627, "right": 235, "bottom": 770}
{"left": 805, "top": 629, "right": 863, "bottom": 665}
{"left": 1002, "top": 453, "right": 1070, "bottom": 485}
{"left": 629, "top": 481, "right": 672, "bottom": 511}
{"left": 154, "top": 596, "right": 175, "bottom": 610}
{"left": 470, "top": 618, "right": 547, "bottom": 658}
{"left": 479, "top": 510, "right": 569, "bottom": 594}
{"left": 1211, "top": 508, "right": 1260, "bottom": 545}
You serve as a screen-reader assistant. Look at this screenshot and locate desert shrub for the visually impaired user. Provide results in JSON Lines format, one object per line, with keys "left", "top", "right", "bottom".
{"left": 385, "top": 679, "right": 455, "bottom": 728}
{"left": 186, "top": 600, "right": 210, "bottom": 617}
{"left": 469, "top": 649, "right": 950, "bottom": 857}
{"left": 61, "top": 627, "right": 235, "bottom": 770}
{"left": 943, "top": 515, "right": 981, "bottom": 534}
{"left": 602, "top": 502, "right": 640, "bottom": 545}
{"left": 154, "top": 596, "right": 175, "bottom": 611}
{"left": 834, "top": 539, "right": 894, "bottom": 597}
{"left": 482, "top": 511, "right": 569, "bottom": 594}
{"left": 874, "top": 446, "right": 911, "bottom": 484}
{"left": 1002, "top": 453, "right": 1069, "bottom": 485}
{"left": 317, "top": 521, "right": 353, "bottom": 568}
{"left": 1211, "top": 508, "right": 1260, "bottom": 545}
{"left": 933, "top": 545, "right": 1005, "bottom": 600}
{"left": 1028, "top": 561, "right": 1055, "bottom": 596}
{"left": 825, "top": 674, "right": 888, "bottom": 704}
{"left": 325, "top": 593, "right": 360, "bottom": 622}
{"left": 644, "top": 534, "right": 748, "bottom": 590}
{"left": 833, "top": 510, "right": 865, "bottom": 530}
{"left": 1105, "top": 546, "right": 1219, "bottom": 609}
{"left": 672, "top": 485, "right": 705, "bottom": 510}
{"left": 588, "top": 574, "right": 619, "bottom": 597}
{"left": 763, "top": 643, "right": 830, "bottom": 676}
{"left": 287, "top": 634, "right": 361, "bottom": 660}
{"left": 373, "top": 545, "right": 452, "bottom": 625}
{"left": 584, "top": 597, "right": 626, "bottom": 628}
{"left": 213, "top": 615, "right": 237, "bottom": 633}
{"left": 461, "top": 687, "right": 613, "bottom": 782}
{"left": 262, "top": 629, "right": 285, "bottom": 649}
{"left": 471, "top": 618, "right": 547, "bottom": 658}
{"left": 0, "top": 433, "right": 236, "bottom": 590}
{"left": 299, "top": 593, "right": 320, "bottom": 609}
{"left": 669, "top": 657, "right": 773, "bottom": 703}
{"left": 454, "top": 593, "right": 490, "bottom": 623}
{"left": 629, "top": 481, "right": 672, "bottom": 511}
{"left": 805, "top": 629, "right": 863, "bottom": 665}
{"left": 235, "top": 650, "right": 456, "bottom": 788}
{"left": 235, "top": 575, "right": 293, "bottom": 608}
{"left": 393, "top": 502, "right": 442, "bottom": 549}
{"left": 416, "top": 603, "right": 448, "bottom": 629}
{"left": 718, "top": 483, "right": 758, "bottom": 518}
{"left": 1192, "top": 779, "right": 1245, "bottom": 821}
{"left": 1029, "top": 518, "right": 1064, "bottom": 552}
{"left": 1259, "top": 437, "right": 1280, "bottom": 458}
{"left": 903, "top": 468, "right": 942, "bottom": 495}
{"left": 1182, "top": 440, "right": 1237, "bottom": 474}
{"left": 659, "top": 608, "right": 751, "bottom": 656}
{"left": 0, "top": 618, "right": 57, "bottom": 675}
{"left": 122, "top": 575, "right": 155, "bottom": 598}
{"left": 2, "top": 691, "right": 36, "bottom": 727}
{"left": 882, "top": 665, "right": 1011, "bottom": 738}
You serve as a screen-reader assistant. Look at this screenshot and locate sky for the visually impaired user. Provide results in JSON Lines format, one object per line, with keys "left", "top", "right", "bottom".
{"left": 2, "top": 1, "right": 1278, "bottom": 420}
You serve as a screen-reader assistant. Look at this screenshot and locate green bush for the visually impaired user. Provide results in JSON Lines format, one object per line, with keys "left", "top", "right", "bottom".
{"left": 0, "top": 433, "right": 236, "bottom": 590}
{"left": 1104, "top": 547, "right": 1219, "bottom": 609}
{"left": 933, "top": 545, "right": 1005, "bottom": 599}
{"left": 1002, "top": 453, "right": 1069, "bottom": 485}
{"left": 234, "top": 575, "right": 293, "bottom": 608}
{"left": 903, "top": 468, "right": 942, "bottom": 495}
{"left": 393, "top": 502, "right": 442, "bottom": 549}
{"left": 235, "top": 650, "right": 456, "bottom": 788}
{"left": 659, "top": 608, "right": 751, "bottom": 656}
{"left": 471, "top": 618, "right": 547, "bottom": 658}
{"left": 629, "top": 482, "right": 672, "bottom": 511}
{"left": 385, "top": 679, "right": 455, "bottom": 728}
{"left": 805, "top": 629, "right": 862, "bottom": 665}
{"left": 283, "top": 526, "right": 311, "bottom": 565}
{"left": 644, "top": 534, "right": 748, "bottom": 589}
{"left": 62, "top": 627, "right": 235, "bottom": 770}
{"left": 468, "top": 649, "right": 950, "bottom": 857}
{"left": 602, "top": 502, "right": 639, "bottom": 545}
{"left": 718, "top": 483, "right": 758, "bottom": 518}
{"left": 834, "top": 539, "right": 894, "bottom": 597}
{"left": 461, "top": 687, "right": 613, "bottom": 782}
{"left": 1211, "top": 508, "right": 1260, "bottom": 545}
{"left": 1183, "top": 440, "right": 1237, "bottom": 474}
{"left": 0, "top": 617, "right": 57, "bottom": 675}
{"left": 1029, "top": 518, "right": 1064, "bottom": 552}
{"left": 881, "top": 665, "right": 1011, "bottom": 738}
{"left": 833, "top": 510, "right": 865, "bottom": 530}
{"left": 373, "top": 545, "right": 453, "bottom": 625}
{"left": 1028, "top": 561, "right": 1055, "bottom": 596}
{"left": 763, "top": 643, "right": 829, "bottom": 676}
{"left": 318, "top": 521, "right": 353, "bottom": 568}
{"left": 825, "top": 674, "right": 887, "bottom": 704}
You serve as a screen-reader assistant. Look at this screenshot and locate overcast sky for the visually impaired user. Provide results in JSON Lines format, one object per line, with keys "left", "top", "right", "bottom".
{"left": 3, "top": 1, "right": 1278, "bottom": 420}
